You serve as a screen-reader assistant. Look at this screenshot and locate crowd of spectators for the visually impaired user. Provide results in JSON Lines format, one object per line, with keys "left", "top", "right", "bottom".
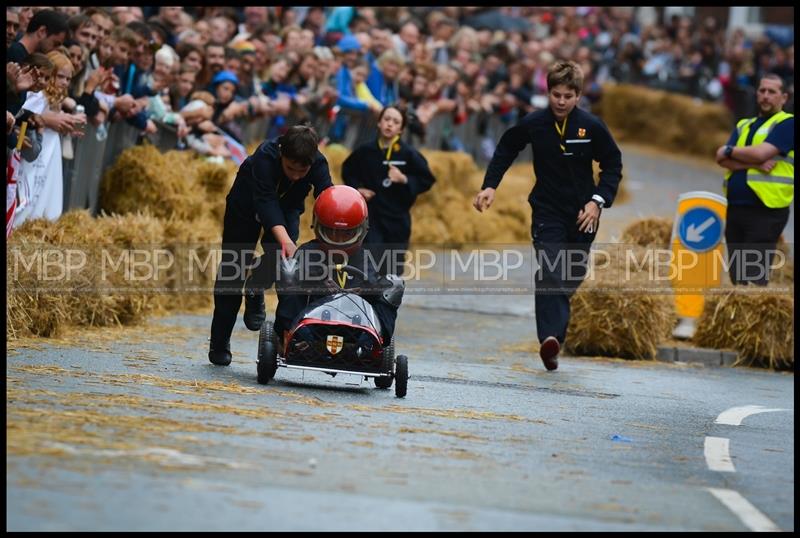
{"left": 6, "top": 6, "right": 795, "bottom": 229}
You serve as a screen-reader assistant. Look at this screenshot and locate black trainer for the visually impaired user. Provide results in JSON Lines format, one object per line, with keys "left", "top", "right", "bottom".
{"left": 208, "top": 339, "right": 232, "bottom": 366}
{"left": 243, "top": 289, "right": 266, "bottom": 331}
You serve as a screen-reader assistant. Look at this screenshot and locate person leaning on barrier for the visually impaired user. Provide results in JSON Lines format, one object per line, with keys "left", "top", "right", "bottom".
{"left": 7, "top": 52, "right": 54, "bottom": 128}
{"left": 208, "top": 124, "right": 333, "bottom": 366}
{"left": 342, "top": 105, "right": 436, "bottom": 276}
{"left": 473, "top": 60, "right": 623, "bottom": 372}
{"left": 210, "top": 70, "right": 246, "bottom": 143}
{"left": 329, "top": 34, "right": 382, "bottom": 142}
{"left": 365, "top": 49, "right": 404, "bottom": 107}
{"left": 8, "top": 54, "right": 53, "bottom": 161}
{"left": 7, "top": 9, "right": 69, "bottom": 65}
{"left": 715, "top": 73, "right": 794, "bottom": 286}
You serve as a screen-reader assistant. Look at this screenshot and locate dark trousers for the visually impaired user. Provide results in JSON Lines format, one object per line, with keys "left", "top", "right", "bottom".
{"left": 363, "top": 214, "right": 410, "bottom": 276}
{"left": 209, "top": 204, "right": 295, "bottom": 345}
{"left": 725, "top": 204, "right": 790, "bottom": 286}
{"left": 532, "top": 212, "right": 597, "bottom": 344}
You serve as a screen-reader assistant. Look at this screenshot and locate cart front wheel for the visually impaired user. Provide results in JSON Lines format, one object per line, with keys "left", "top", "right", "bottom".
{"left": 394, "top": 355, "right": 408, "bottom": 398}
{"left": 257, "top": 321, "right": 278, "bottom": 384}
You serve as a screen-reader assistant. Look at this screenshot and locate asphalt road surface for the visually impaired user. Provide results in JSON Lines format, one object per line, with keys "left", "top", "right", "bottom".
{"left": 6, "top": 308, "right": 794, "bottom": 531}
{"left": 6, "top": 144, "right": 794, "bottom": 531}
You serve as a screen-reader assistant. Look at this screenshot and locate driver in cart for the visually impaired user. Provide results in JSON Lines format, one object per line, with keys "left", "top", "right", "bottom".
{"left": 274, "top": 185, "right": 404, "bottom": 356}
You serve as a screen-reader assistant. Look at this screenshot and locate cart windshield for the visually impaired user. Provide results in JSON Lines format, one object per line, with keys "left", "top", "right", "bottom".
{"left": 300, "top": 293, "right": 382, "bottom": 334}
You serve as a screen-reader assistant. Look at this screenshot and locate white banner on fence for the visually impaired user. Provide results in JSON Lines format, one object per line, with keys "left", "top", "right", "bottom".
{"left": 14, "top": 112, "right": 63, "bottom": 228}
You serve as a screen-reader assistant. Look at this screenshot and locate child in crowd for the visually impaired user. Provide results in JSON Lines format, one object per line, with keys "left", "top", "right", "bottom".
{"left": 351, "top": 57, "right": 382, "bottom": 112}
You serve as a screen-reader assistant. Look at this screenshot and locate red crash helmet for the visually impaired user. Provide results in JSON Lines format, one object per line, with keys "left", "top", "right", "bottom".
{"left": 312, "top": 185, "right": 369, "bottom": 251}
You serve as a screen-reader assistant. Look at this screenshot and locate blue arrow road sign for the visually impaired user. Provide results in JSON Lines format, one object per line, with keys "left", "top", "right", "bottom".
{"left": 678, "top": 207, "right": 723, "bottom": 252}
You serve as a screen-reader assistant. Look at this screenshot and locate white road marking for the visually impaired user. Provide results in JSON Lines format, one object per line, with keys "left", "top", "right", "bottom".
{"left": 704, "top": 436, "right": 735, "bottom": 472}
{"left": 704, "top": 406, "right": 792, "bottom": 530}
{"left": 714, "top": 405, "right": 789, "bottom": 426}
{"left": 706, "top": 488, "right": 781, "bottom": 532}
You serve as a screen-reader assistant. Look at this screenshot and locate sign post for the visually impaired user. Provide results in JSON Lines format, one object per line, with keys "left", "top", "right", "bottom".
{"left": 670, "top": 191, "right": 728, "bottom": 339}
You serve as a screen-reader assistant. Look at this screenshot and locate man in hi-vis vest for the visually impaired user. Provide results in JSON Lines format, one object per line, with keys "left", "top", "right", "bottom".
{"left": 716, "top": 73, "right": 794, "bottom": 285}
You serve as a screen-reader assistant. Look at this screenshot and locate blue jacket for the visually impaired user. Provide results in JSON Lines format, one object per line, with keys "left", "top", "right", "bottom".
{"left": 331, "top": 66, "right": 370, "bottom": 141}
{"left": 366, "top": 65, "right": 398, "bottom": 106}
{"left": 262, "top": 79, "right": 298, "bottom": 138}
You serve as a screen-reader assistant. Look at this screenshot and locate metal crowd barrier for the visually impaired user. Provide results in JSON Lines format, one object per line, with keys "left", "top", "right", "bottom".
{"left": 61, "top": 104, "right": 530, "bottom": 218}
{"left": 60, "top": 120, "right": 139, "bottom": 215}
{"left": 309, "top": 112, "right": 332, "bottom": 143}
{"left": 101, "top": 120, "right": 141, "bottom": 173}
{"left": 421, "top": 113, "right": 449, "bottom": 151}
{"left": 67, "top": 122, "right": 109, "bottom": 214}
{"left": 452, "top": 112, "right": 481, "bottom": 162}
{"left": 241, "top": 115, "right": 270, "bottom": 147}
{"left": 146, "top": 119, "right": 179, "bottom": 152}
{"left": 341, "top": 109, "right": 377, "bottom": 149}
{"left": 62, "top": 145, "right": 75, "bottom": 211}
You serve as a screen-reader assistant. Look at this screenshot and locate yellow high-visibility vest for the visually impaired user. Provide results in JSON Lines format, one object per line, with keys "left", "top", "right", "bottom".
{"left": 723, "top": 111, "right": 794, "bottom": 208}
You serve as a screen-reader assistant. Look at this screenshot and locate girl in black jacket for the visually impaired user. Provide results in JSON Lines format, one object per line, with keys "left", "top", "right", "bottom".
{"left": 342, "top": 105, "right": 436, "bottom": 275}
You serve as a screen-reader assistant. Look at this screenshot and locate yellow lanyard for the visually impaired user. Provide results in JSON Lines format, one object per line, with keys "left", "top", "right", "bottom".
{"left": 554, "top": 118, "right": 567, "bottom": 153}
{"left": 380, "top": 135, "right": 400, "bottom": 162}
{"left": 336, "top": 268, "right": 348, "bottom": 288}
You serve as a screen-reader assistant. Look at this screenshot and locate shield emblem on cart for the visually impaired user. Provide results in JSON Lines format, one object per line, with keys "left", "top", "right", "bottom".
{"left": 326, "top": 335, "right": 344, "bottom": 355}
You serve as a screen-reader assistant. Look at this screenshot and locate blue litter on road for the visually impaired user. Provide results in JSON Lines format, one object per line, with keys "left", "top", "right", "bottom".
{"left": 611, "top": 434, "right": 633, "bottom": 443}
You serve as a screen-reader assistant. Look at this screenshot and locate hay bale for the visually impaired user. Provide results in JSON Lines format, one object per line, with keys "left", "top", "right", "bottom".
{"left": 6, "top": 238, "right": 73, "bottom": 338}
{"left": 7, "top": 212, "right": 143, "bottom": 336}
{"left": 771, "top": 259, "right": 794, "bottom": 285}
{"left": 565, "top": 245, "right": 676, "bottom": 359}
{"left": 591, "top": 244, "right": 676, "bottom": 286}
{"left": 99, "top": 145, "right": 206, "bottom": 221}
{"left": 321, "top": 143, "right": 350, "bottom": 184}
{"left": 161, "top": 214, "right": 222, "bottom": 311}
{"left": 597, "top": 84, "right": 732, "bottom": 158}
{"left": 566, "top": 282, "right": 676, "bottom": 359}
{"left": 620, "top": 217, "right": 674, "bottom": 248}
{"left": 770, "top": 235, "right": 794, "bottom": 285}
{"left": 10, "top": 209, "right": 96, "bottom": 244}
{"left": 411, "top": 152, "right": 531, "bottom": 247}
{"left": 195, "top": 159, "right": 237, "bottom": 196}
{"left": 196, "top": 159, "right": 237, "bottom": 224}
{"left": 6, "top": 277, "right": 71, "bottom": 338}
{"left": 87, "top": 211, "right": 168, "bottom": 325}
{"left": 693, "top": 286, "right": 794, "bottom": 369}
{"left": 8, "top": 211, "right": 108, "bottom": 337}
{"left": 6, "top": 210, "right": 173, "bottom": 338}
